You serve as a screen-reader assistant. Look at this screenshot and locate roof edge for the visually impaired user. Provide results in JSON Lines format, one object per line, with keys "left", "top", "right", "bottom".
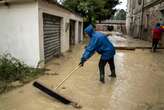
{"left": 43, "top": 0, "right": 83, "bottom": 18}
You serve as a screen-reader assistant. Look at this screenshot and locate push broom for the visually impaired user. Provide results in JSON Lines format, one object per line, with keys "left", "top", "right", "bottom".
{"left": 33, "top": 65, "right": 82, "bottom": 108}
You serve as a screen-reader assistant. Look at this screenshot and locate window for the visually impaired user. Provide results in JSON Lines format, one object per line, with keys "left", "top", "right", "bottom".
{"left": 138, "top": 0, "right": 142, "bottom": 5}
{"left": 160, "top": 10, "right": 164, "bottom": 25}
{"left": 144, "top": 14, "right": 149, "bottom": 31}
{"left": 132, "top": 0, "right": 135, "bottom": 9}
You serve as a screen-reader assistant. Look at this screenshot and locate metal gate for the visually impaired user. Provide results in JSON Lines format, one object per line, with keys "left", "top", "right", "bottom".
{"left": 43, "top": 13, "right": 61, "bottom": 62}
{"left": 69, "top": 20, "right": 75, "bottom": 46}
{"left": 78, "top": 22, "right": 82, "bottom": 43}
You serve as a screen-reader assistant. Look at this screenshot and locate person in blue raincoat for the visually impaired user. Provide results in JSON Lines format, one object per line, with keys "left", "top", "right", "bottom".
{"left": 79, "top": 24, "right": 116, "bottom": 83}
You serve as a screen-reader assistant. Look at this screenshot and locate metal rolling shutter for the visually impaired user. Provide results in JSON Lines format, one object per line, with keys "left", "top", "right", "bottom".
{"left": 78, "top": 22, "right": 82, "bottom": 43}
{"left": 69, "top": 20, "right": 75, "bottom": 46}
{"left": 43, "top": 13, "right": 61, "bottom": 62}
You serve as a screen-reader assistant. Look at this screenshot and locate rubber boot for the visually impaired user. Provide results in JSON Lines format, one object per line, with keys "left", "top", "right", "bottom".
{"left": 100, "top": 73, "right": 105, "bottom": 83}
{"left": 109, "top": 69, "right": 116, "bottom": 78}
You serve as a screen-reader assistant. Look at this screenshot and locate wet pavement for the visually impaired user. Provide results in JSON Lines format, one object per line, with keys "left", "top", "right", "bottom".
{"left": 103, "top": 31, "right": 152, "bottom": 47}
{"left": 0, "top": 35, "right": 164, "bottom": 110}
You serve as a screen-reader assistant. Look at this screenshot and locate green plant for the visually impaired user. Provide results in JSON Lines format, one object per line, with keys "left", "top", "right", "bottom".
{"left": 0, "top": 53, "right": 44, "bottom": 94}
{"left": 63, "top": 0, "right": 119, "bottom": 24}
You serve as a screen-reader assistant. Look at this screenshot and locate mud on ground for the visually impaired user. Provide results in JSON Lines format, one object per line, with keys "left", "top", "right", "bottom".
{"left": 0, "top": 39, "right": 164, "bottom": 110}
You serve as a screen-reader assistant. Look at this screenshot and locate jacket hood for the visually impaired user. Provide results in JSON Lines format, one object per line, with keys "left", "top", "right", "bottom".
{"left": 84, "top": 24, "right": 94, "bottom": 37}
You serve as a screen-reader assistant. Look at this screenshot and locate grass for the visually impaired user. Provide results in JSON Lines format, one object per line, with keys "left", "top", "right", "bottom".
{"left": 0, "top": 53, "right": 45, "bottom": 94}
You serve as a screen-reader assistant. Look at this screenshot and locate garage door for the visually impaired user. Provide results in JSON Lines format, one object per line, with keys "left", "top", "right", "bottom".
{"left": 78, "top": 22, "right": 82, "bottom": 43}
{"left": 43, "top": 13, "right": 61, "bottom": 62}
{"left": 69, "top": 20, "right": 75, "bottom": 46}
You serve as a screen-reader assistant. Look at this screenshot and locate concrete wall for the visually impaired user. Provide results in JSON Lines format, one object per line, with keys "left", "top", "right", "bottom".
{"left": 0, "top": 1, "right": 40, "bottom": 67}
{"left": 38, "top": 0, "right": 83, "bottom": 65}
{"left": 127, "top": 0, "right": 164, "bottom": 45}
{"left": 126, "top": 0, "right": 143, "bottom": 38}
{"left": 0, "top": 0, "right": 83, "bottom": 67}
{"left": 126, "top": 0, "right": 134, "bottom": 35}
{"left": 142, "top": 2, "right": 164, "bottom": 41}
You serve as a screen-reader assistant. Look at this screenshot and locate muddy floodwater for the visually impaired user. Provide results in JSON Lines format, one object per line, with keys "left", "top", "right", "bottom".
{"left": 0, "top": 36, "right": 164, "bottom": 110}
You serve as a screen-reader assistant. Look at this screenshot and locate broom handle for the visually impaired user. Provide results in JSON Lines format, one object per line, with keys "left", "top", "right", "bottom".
{"left": 55, "top": 65, "right": 80, "bottom": 89}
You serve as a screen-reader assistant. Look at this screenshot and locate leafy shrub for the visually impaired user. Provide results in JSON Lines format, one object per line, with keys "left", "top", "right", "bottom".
{"left": 0, "top": 53, "right": 44, "bottom": 93}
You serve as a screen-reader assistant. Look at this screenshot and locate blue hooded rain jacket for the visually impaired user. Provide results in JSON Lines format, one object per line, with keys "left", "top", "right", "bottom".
{"left": 81, "top": 24, "right": 115, "bottom": 62}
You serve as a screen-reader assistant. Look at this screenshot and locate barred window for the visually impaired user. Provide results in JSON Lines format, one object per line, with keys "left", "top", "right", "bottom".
{"left": 138, "top": 0, "right": 142, "bottom": 5}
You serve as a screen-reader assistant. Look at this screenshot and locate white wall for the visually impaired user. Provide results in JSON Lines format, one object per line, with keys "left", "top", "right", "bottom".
{"left": 126, "top": 16, "right": 131, "bottom": 35}
{"left": 0, "top": 0, "right": 83, "bottom": 67}
{"left": 38, "top": 0, "right": 83, "bottom": 62}
{"left": 38, "top": 1, "right": 70, "bottom": 54}
{"left": 126, "top": 0, "right": 131, "bottom": 35}
{"left": 0, "top": 2, "right": 40, "bottom": 67}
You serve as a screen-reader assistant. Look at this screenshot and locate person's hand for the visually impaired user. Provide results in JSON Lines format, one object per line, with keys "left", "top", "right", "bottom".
{"left": 79, "top": 58, "right": 85, "bottom": 67}
{"left": 79, "top": 61, "right": 84, "bottom": 67}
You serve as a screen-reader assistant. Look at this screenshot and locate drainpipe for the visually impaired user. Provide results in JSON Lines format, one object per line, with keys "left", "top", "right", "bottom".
{"left": 139, "top": 0, "right": 144, "bottom": 40}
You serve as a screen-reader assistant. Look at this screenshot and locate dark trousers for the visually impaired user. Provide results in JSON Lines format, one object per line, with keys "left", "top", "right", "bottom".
{"left": 98, "top": 57, "right": 115, "bottom": 80}
{"left": 152, "top": 38, "right": 159, "bottom": 52}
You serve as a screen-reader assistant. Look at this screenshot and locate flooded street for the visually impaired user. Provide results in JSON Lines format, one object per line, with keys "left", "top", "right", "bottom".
{"left": 0, "top": 35, "right": 164, "bottom": 110}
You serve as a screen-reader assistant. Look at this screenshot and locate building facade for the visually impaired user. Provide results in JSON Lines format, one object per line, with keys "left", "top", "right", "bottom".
{"left": 96, "top": 20, "right": 127, "bottom": 34}
{"left": 126, "top": 0, "right": 164, "bottom": 42}
{"left": 126, "top": 0, "right": 143, "bottom": 38}
{"left": 0, "top": 0, "right": 83, "bottom": 67}
{"left": 142, "top": 0, "right": 164, "bottom": 41}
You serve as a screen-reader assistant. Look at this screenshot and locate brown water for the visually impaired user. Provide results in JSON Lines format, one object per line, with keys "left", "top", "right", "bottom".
{"left": 0, "top": 39, "right": 164, "bottom": 110}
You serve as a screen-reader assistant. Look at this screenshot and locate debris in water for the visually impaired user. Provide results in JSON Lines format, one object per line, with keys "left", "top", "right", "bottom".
{"left": 61, "top": 86, "right": 66, "bottom": 89}
{"left": 53, "top": 62, "right": 60, "bottom": 65}
{"left": 45, "top": 72, "right": 59, "bottom": 76}
{"left": 68, "top": 49, "right": 72, "bottom": 52}
{"left": 18, "top": 90, "right": 23, "bottom": 93}
{"left": 44, "top": 68, "right": 51, "bottom": 71}
{"left": 71, "top": 102, "right": 82, "bottom": 109}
